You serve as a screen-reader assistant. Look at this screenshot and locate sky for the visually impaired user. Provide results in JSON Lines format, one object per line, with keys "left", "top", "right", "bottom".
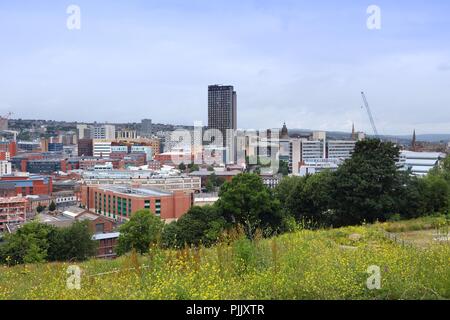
{"left": 0, "top": 0, "right": 449, "bottom": 135}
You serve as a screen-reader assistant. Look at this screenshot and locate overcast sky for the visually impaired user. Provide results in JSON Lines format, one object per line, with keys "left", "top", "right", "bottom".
{"left": 0, "top": 0, "right": 449, "bottom": 135}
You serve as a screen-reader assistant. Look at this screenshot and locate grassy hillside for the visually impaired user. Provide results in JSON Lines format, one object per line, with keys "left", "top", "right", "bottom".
{"left": 0, "top": 217, "right": 449, "bottom": 300}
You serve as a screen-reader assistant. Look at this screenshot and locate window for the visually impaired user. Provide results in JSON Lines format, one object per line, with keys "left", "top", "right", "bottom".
{"left": 95, "top": 223, "right": 105, "bottom": 233}
{"left": 155, "top": 199, "right": 161, "bottom": 216}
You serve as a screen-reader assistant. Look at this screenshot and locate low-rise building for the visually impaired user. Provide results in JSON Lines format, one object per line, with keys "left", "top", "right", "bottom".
{"left": 398, "top": 151, "right": 446, "bottom": 176}
{"left": 298, "top": 158, "right": 341, "bottom": 176}
{"left": 82, "top": 170, "right": 201, "bottom": 192}
{"left": 0, "top": 196, "right": 27, "bottom": 233}
{"left": 92, "top": 232, "right": 120, "bottom": 259}
{"left": 81, "top": 185, "right": 193, "bottom": 222}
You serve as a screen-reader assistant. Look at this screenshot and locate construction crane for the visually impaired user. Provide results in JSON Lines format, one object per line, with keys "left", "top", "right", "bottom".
{"left": 1, "top": 111, "right": 13, "bottom": 119}
{"left": 361, "top": 91, "right": 379, "bottom": 137}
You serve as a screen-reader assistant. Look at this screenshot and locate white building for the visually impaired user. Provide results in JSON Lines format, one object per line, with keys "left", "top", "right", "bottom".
{"left": 0, "top": 161, "right": 11, "bottom": 176}
{"left": 92, "top": 124, "right": 116, "bottom": 140}
{"left": 302, "top": 140, "right": 325, "bottom": 160}
{"left": 398, "top": 151, "right": 446, "bottom": 176}
{"left": 76, "top": 124, "right": 90, "bottom": 139}
{"left": 327, "top": 140, "right": 356, "bottom": 160}
{"left": 93, "top": 140, "right": 112, "bottom": 158}
{"left": 298, "top": 158, "right": 341, "bottom": 176}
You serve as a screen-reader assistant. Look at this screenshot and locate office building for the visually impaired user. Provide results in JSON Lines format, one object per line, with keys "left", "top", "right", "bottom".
{"left": 77, "top": 124, "right": 90, "bottom": 139}
{"left": 82, "top": 170, "right": 201, "bottom": 192}
{"left": 302, "top": 140, "right": 325, "bottom": 160}
{"left": 140, "top": 119, "right": 153, "bottom": 138}
{"left": 81, "top": 185, "right": 193, "bottom": 222}
{"left": 327, "top": 140, "right": 357, "bottom": 160}
{"left": 93, "top": 140, "right": 112, "bottom": 158}
{"left": 48, "top": 142, "right": 64, "bottom": 152}
{"left": 78, "top": 138, "right": 93, "bottom": 156}
{"left": 208, "top": 85, "right": 237, "bottom": 163}
{"left": 91, "top": 124, "right": 116, "bottom": 140}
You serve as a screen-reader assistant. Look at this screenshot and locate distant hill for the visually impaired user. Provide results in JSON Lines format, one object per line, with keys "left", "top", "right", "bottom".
{"left": 289, "top": 129, "right": 450, "bottom": 143}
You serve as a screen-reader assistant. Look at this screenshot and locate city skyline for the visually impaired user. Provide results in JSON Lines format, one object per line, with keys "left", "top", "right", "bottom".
{"left": 0, "top": 1, "right": 449, "bottom": 135}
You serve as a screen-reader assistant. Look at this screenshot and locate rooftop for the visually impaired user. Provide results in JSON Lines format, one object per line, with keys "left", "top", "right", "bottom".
{"left": 92, "top": 232, "right": 120, "bottom": 241}
{"left": 98, "top": 185, "right": 172, "bottom": 197}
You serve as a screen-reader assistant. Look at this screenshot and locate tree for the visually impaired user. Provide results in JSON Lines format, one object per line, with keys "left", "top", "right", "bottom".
{"left": 47, "top": 221, "right": 97, "bottom": 261}
{"left": 116, "top": 210, "right": 164, "bottom": 255}
{"left": 216, "top": 173, "right": 282, "bottom": 239}
{"left": 205, "top": 173, "right": 226, "bottom": 192}
{"left": 48, "top": 201, "right": 56, "bottom": 212}
{"left": 330, "top": 139, "right": 403, "bottom": 226}
{"left": 178, "top": 162, "right": 186, "bottom": 172}
{"left": 188, "top": 163, "right": 200, "bottom": 173}
{"left": 278, "top": 160, "right": 289, "bottom": 176}
{"left": 164, "top": 205, "right": 226, "bottom": 248}
{"left": 274, "top": 172, "right": 334, "bottom": 226}
{"left": 36, "top": 205, "right": 45, "bottom": 213}
{"left": 0, "top": 222, "right": 53, "bottom": 265}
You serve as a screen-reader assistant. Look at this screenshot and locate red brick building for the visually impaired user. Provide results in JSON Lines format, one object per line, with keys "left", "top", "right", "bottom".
{"left": 0, "top": 174, "right": 53, "bottom": 196}
{"left": 81, "top": 185, "right": 193, "bottom": 222}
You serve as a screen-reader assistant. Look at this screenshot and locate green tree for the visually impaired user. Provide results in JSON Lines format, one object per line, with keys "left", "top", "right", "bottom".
{"left": 48, "top": 201, "right": 56, "bottom": 212}
{"left": 116, "top": 210, "right": 164, "bottom": 255}
{"left": 330, "top": 139, "right": 403, "bottom": 226}
{"left": 278, "top": 160, "right": 290, "bottom": 176}
{"left": 216, "top": 173, "right": 282, "bottom": 239}
{"left": 47, "top": 221, "right": 97, "bottom": 261}
{"left": 167, "top": 205, "right": 226, "bottom": 247}
{"left": 178, "top": 162, "right": 186, "bottom": 171}
{"left": 0, "top": 222, "right": 53, "bottom": 265}
{"left": 275, "top": 172, "right": 334, "bottom": 225}
{"left": 188, "top": 163, "right": 200, "bottom": 173}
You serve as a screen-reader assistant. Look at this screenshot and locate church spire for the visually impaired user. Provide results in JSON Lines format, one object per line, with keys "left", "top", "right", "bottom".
{"left": 412, "top": 129, "right": 417, "bottom": 151}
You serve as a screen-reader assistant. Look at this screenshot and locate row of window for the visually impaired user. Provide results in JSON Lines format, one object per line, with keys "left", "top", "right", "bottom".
{"left": 93, "top": 192, "right": 161, "bottom": 218}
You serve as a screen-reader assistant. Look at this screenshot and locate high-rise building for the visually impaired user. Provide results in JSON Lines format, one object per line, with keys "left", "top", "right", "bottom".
{"left": 140, "top": 119, "right": 153, "bottom": 138}
{"left": 91, "top": 124, "right": 116, "bottom": 140}
{"left": 327, "top": 140, "right": 356, "bottom": 160}
{"left": 208, "top": 85, "right": 237, "bottom": 163}
{"left": 77, "top": 124, "right": 90, "bottom": 139}
{"left": 0, "top": 117, "right": 8, "bottom": 131}
{"left": 78, "top": 138, "right": 93, "bottom": 156}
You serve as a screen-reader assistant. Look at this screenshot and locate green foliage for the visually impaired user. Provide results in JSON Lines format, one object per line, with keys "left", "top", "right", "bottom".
{"left": 117, "top": 210, "right": 164, "bottom": 255}
{"left": 205, "top": 173, "right": 225, "bottom": 192}
{"left": 1, "top": 219, "right": 449, "bottom": 300}
{"left": 48, "top": 201, "right": 56, "bottom": 212}
{"left": 278, "top": 160, "right": 289, "bottom": 176}
{"left": 47, "top": 221, "right": 97, "bottom": 261}
{"left": 162, "top": 206, "right": 226, "bottom": 248}
{"left": 0, "top": 222, "right": 52, "bottom": 265}
{"left": 330, "top": 139, "right": 403, "bottom": 225}
{"left": 188, "top": 163, "right": 200, "bottom": 173}
{"left": 0, "top": 221, "right": 95, "bottom": 265}
{"left": 217, "top": 173, "right": 283, "bottom": 239}
{"left": 178, "top": 162, "right": 186, "bottom": 171}
{"left": 275, "top": 172, "right": 334, "bottom": 226}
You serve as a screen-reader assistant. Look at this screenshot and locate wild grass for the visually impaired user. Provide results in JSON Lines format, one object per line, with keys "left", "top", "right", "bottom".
{"left": 0, "top": 219, "right": 449, "bottom": 300}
